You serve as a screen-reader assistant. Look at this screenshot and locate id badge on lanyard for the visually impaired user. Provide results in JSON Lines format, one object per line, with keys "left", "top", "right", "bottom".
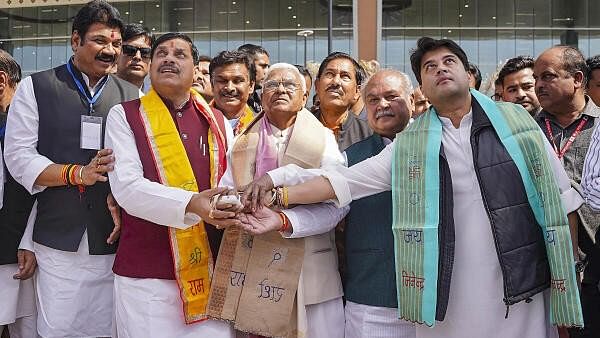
{"left": 67, "top": 61, "right": 108, "bottom": 150}
{"left": 81, "top": 115, "right": 103, "bottom": 150}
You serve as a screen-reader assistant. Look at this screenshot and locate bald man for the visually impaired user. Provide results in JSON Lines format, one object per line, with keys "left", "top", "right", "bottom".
{"left": 342, "top": 69, "right": 416, "bottom": 338}
{"left": 537, "top": 46, "right": 600, "bottom": 338}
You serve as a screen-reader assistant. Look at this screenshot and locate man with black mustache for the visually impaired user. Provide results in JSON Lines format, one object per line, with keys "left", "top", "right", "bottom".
{"left": 210, "top": 50, "right": 257, "bottom": 136}
{"left": 106, "top": 32, "right": 236, "bottom": 338}
{"left": 116, "top": 23, "right": 154, "bottom": 90}
{"left": 534, "top": 46, "right": 600, "bottom": 338}
{"left": 498, "top": 56, "right": 541, "bottom": 116}
{"left": 4, "top": 1, "right": 139, "bottom": 336}
{"left": 314, "top": 52, "right": 372, "bottom": 152}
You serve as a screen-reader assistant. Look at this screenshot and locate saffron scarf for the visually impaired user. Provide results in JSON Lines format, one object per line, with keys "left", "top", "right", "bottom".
{"left": 391, "top": 89, "right": 583, "bottom": 327}
{"left": 138, "top": 88, "right": 227, "bottom": 324}
{"left": 209, "top": 100, "right": 255, "bottom": 136}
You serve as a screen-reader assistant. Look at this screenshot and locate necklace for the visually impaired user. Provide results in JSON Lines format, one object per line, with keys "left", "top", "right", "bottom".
{"left": 174, "top": 96, "right": 190, "bottom": 111}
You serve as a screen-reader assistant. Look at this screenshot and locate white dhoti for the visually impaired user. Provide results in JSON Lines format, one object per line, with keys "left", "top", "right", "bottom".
{"left": 0, "top": 264, "right": 38, "bottom": 338}
{"left": 344, "top": 301, "right": 416, "bottom": 338}
{"left": 34, "top": 232, "right": 115, "bottom": 338}
{"left": 114, "top": 275, "right": 235, "bottom": 338}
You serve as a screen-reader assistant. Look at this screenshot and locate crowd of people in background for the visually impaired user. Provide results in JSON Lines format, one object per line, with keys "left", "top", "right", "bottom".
{"left": 1, "top": 1, "right": 600, "bottom": 338}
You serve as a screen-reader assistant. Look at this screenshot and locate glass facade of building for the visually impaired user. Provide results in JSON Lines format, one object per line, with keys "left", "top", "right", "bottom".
{"left": 1, "top": 0, "right": 600, "bottom": 83}
{"left": 0, "top": 0, "right": 354, "bottom": 75}
{"left": 382, "top": 0, "right": 600, "bottom": 84}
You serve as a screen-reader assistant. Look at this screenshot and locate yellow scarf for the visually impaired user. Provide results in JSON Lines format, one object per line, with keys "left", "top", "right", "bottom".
{"left": 139, "top": 88, "right": 226, "bottom": 324}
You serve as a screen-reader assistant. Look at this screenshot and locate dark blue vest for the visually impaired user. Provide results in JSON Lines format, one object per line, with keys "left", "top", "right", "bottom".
{"left": 344, "top": 133, "right": 397, "bottom": 308}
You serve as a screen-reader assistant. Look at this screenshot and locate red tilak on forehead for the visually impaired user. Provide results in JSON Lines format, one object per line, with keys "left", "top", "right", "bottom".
{"left": 111, "top": 30, "right": 115, "bottom": 39}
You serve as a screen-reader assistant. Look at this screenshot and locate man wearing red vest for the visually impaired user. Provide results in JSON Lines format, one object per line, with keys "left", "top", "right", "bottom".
{"left": 105, "top": 32, "right": 239, "bottom": 338}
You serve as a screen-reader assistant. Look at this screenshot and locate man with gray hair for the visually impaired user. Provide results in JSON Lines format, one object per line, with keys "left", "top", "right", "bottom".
{"left": 234, "top": 68, "right": 417, "bottom": 338}
{"left": 341, "top": 69, "right": 415, "bottom": 337}
{"left": 211, "top": 62, "right": 346, "bottom": 338}
{"left": 542, "top": 45, "right": 600, "bottom": 338}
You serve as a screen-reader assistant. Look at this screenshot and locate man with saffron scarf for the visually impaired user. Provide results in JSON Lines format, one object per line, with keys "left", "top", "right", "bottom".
{"left": 242, "top": 38, "right": 584, "bottom": 338}
{"left": 210, "top": 50, "right": 257, "bottom": 136}
{"left": 209, "top": 63, "right": 346, "bottom": 338}
{"left": 105, "top": 32, "right": 238, "bottom": 337}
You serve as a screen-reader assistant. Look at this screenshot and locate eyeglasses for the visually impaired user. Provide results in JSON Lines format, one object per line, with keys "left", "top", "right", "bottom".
{"left": 263, "top": 80, "right": 301, "bottom": 93}
{"left": 122, "top": 45, "right": 151, "bottom": 59}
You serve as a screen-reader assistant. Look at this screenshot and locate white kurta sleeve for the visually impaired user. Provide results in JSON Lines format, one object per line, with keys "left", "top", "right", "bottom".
{"left": 541, "top": 131, "right": 583, "bottom": 213}
{"left": 4, "top": 77, "right": 54, "bottom": 194}
{"left": 105, "top": 104, "right": 201, "bottom": 229}
{"left": 280, "top": 131, "right": 348, "bottom": 238}
{"left": 582, "top": 121, "right": 600, "bottom": 210}
{"left": 18, "top": 201, "right": 36, "bottom": 252}
{"left": 269, "top": 139, "right": 395, "bottom": 208}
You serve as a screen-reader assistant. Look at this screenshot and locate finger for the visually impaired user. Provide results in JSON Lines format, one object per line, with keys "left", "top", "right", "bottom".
{"left": 256, "top": 188, "right": 265, "bottom": 210}
{"left": 211, "top": 218, "right": 242, "bottom": 229}
{"left": 207, "top": 186, "right": 231, "bottom": 198}
{"left": 209, "top": 209, "right": 237, "bottom": 219}
{"left": 97, "top": 155, "right": 115, "bottom": 166}
{"left": 17, "top": 250, "right": 24, "bottom": 270}
{"left": 106, "top": 228, "right": 120, "bottom": 244}
{"left": 22, "top": 256, "right": 36, "bottom": 278}
{"left": 97, "top": 148, "right": 113, "bottom": 157}
{"left": 241, "top": 186, "right": 252, "bottom": 207}
{"left": 93, "top": 164, "right": 113, "bottom": 174}
{"left": 251, "top": 185, "right": 260, "bottom": 212}
{"left": 93, "top": 174, "right": 109, "bottom": 183}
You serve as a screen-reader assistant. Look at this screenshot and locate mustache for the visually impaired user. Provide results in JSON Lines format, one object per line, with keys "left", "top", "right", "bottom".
{"left": 219, "top": 89, "right": 239, "bottom": 98}
{"left": 325, "top": 84, "right": 343, "bottom": 95}
{"left": 158, "top": 64, "right": 180, "bottom": 73}
{"left": 375, "top": 109, "right": 396, "bottom": 119}
{"left": 515, "top": 99, "right": 533, "bottom": 105}
{"left": 95, "top": 53, "right": 115, "bottom": 63}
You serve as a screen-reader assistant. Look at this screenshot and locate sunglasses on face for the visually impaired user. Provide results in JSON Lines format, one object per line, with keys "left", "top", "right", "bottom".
{"left": 122, "top": 44, "right": 151, "bottom": 59}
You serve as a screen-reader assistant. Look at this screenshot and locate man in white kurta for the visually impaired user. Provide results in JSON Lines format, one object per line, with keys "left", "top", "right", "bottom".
{"left": 106, "top": 33, "right": 239, "bottom": 338}
{"left": 260, "top": 38, "right": 582, "bottom": 338}
{"left": 3, "top": 3, "right": 140, "bottom": 336}
{"left": 219, "top": 63, "right": 347, "bottom": 338}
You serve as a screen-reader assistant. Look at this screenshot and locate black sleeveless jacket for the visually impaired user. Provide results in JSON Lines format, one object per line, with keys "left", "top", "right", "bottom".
{"left": 0, "top": 113, "right": 36, "bottom": 265}
{"left": 434, "top": 99, "right": 551, "bottom": 321}
{"left": 30, "top": 61, "right": 139, "bottom": 254}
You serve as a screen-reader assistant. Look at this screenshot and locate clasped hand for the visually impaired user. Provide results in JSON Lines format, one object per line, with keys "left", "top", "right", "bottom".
{"left": 199, "top": 174, "right": 285, "bottom": 235}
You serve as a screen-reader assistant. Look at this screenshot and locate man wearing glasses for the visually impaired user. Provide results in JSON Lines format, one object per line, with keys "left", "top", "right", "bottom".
{"left": 116, "top": 23, "right": 154, "bottom": 91}
{"left": 211, "top": 63, "right": 346, "bottom": 338}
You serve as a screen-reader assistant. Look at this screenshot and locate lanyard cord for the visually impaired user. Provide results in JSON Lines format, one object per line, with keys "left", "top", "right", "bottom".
{"left": 66, "top": 61, "right": 109, "bottom": 115}
{"left": 544, "top": 116, "right": 588, "bottom": 159}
